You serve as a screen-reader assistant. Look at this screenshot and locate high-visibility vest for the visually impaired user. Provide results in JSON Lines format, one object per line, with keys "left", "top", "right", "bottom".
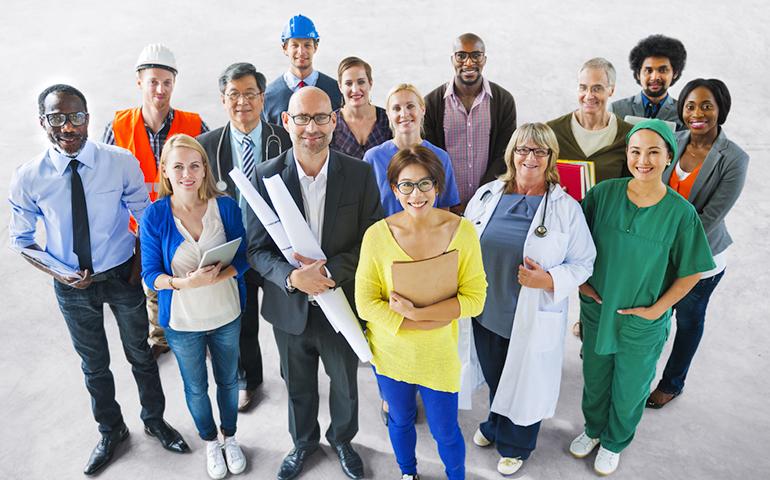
{"left": 112, "top": 107, "right": 202, "bottom": 231}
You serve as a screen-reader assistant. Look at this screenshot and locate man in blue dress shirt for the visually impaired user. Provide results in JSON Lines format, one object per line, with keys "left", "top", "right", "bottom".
{"left": 8, "top": 84, "right": 190, "bottom": 476}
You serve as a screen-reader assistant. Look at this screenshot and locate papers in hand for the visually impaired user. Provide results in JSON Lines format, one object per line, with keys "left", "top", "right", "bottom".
{"left": 20, "top": 248, "right": 82, "bottom": 279}
{"left": 392, "top": 250, "right": 459, "bottom": 307}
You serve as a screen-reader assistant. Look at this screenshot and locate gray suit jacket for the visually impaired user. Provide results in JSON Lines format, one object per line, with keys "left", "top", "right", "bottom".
{"left": 246, "top": 148, "right": 384, "bottom": 334}
{"left": 609, "top": 92, "right": 683, "bottom": 130}
{"left": 663, "top": 129, "right": 749, "bottom": 255}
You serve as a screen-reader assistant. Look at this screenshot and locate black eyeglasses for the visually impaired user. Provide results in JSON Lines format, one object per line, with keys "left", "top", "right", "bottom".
{"left": 225, "top": 91, "right": 262, "bottom": 102}
{"left": 453, "top": 51, "right": 485, "bottom": 63}
{"left": 41, "top": 112, "right": 88, "bottom": 127}
{"left": 396, "top": 177, "right": 436, "bottom": 195}
{"left": 288, "top": 112, "right": 333, "bottom": 126}
{"left": 514, "top": 146, "right": 551, "bottom": 158}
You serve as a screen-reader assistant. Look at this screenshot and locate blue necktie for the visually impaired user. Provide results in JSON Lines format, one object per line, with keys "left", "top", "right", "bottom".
{"left": 242, "top": 136, "right": 256, "bottom": 180}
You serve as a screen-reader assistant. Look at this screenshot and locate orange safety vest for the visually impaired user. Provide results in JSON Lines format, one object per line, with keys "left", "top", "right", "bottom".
{"left": 112, "top": 107, "right": 202, "bottom": 231}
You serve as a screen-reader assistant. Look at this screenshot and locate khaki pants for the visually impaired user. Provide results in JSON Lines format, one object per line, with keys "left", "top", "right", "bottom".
{"left": 142, "top": 281, "right": 166, "bottom": 347}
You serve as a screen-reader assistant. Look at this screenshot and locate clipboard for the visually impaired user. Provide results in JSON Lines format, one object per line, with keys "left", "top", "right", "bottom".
{"left": 391, "top": 249, "right": 459, "bottom": 307}
{"left": 198, "top": 238, "right": 241, "bottom": 269}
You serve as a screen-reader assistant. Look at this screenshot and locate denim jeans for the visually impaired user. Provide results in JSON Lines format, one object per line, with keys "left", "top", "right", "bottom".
{"left": 53, "top": 259, "right": 165, "bottom": 434}
{"left": 165, "top": 317, "right": 241, "bottom": 441}
{"left": 658, "top": 270, "right": 725, "bottom": 394}
{"left": 375, "top": 370, "right": 465, "bottom": 480}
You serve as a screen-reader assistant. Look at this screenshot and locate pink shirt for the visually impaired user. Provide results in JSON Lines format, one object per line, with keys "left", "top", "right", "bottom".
{"left": 443, "top": 78, "right": 492, "bottom": 204}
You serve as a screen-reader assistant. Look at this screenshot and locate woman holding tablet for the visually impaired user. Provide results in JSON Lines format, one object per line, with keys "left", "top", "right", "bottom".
{"left": 140, "top": 134, "right": 249, "bottom": 480}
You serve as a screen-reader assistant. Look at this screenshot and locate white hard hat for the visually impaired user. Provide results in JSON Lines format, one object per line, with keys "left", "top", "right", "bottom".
{"left": 135, "top": 43, "right": 177, "bottom": 74}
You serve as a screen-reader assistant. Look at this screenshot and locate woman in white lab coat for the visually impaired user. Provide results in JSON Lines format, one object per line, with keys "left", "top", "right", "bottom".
{"left": 463, "top": 122, "right": 595, "bottom": 476}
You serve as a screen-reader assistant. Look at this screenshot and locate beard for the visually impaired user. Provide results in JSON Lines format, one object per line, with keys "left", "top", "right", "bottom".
{"left": 643, "top": 85, "right": 668, "bottom": 98}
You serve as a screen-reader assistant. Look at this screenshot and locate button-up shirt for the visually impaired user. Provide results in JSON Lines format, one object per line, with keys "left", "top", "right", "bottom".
{"left": 8, "top": 140, "right": 150, "bottom": 273}
{"left": 641, "top": 93, "right": 670, "bottom": 119}
{"left": 230, "top": 122, "right": 263, "bottom": 223}
{"left": 443, "top": 78, "right": 492, "bottom": 204}
{"left": 294, "top": 153, "right": 331, "bottom": 300}
{"left": 284, "top": 70, "right": 320, "bottom": 92}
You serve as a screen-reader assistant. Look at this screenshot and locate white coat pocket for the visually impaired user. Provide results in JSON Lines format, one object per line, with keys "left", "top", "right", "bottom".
{"left": 532, "top": 310, "right": 565, "bottom": 352}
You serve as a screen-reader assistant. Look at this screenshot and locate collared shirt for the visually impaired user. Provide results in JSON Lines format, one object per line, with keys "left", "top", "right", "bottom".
{"left": 331, "top": 106, "right": 392, "bottom": 159}
{"left": 641, "top": 93, "right": 669, "bottom": 119}
{"left": 443, "top": 78, "right": 493, "bottom": 204}
{"left": 283, "top": 70, "right": 320, "bottom": 92}
{"left": 8, "top": 140, "right": 150, "bottom": 273}
{"left": 102, "top": 108, "right": 210, "bottom": 165}
{"left": 230, "top": 122, "right": 263, "bottom": 222}
{"left": 294, "top": 153, "right": 329, "bottom": 241}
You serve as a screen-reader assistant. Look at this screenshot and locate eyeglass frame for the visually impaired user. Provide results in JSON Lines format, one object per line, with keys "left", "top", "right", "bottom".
{"left": 287, "top": 112, "right": 334, "bottom": 126}
{"left": 224, "top": 90, "right": 263, "bottom": 103}
{"left": 514, "top": 146, "right": 551, "bottom": 158}
{"left": 453, "top": 51, "right": 486, "bottom": 64}
{"left": 40, "top": 111, "right": 89, "bottom": 128}
{"left": 395, "top": 176, "right": 436, "bottom": 195}
{"left": 577, "top": 83, "right": 610, "bottom": 95}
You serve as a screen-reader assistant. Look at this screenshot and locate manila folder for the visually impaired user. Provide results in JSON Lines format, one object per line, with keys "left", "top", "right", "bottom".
{"left": 391, "top": 249, "right": 459, "bottom": 307}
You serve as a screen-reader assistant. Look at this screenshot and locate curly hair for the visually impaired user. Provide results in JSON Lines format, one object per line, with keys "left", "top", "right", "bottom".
{"left": 629, "top": 35, "right": 687, "bottom": 86}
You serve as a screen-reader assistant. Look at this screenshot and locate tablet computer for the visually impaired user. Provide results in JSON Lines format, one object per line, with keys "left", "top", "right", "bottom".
{"left": 198, "top": 238, "right": 242, "bottom": 269}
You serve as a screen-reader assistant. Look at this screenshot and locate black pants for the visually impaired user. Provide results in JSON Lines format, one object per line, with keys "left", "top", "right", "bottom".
{"left": 473, "top": 318, "right": 541, "bottom": 459}
{"left": 239, "top": 269, "right": 264, "bottom": 390}
{"left": 273, "top": 305, "right": 359, "bottom": 448}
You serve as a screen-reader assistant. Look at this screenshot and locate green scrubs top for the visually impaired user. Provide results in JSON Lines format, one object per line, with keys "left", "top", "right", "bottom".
{"left": 580, "top": 178, "right": 715, "bottom": 355}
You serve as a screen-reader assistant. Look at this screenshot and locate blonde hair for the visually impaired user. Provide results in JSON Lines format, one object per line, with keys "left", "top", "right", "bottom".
{"left": 385, "top": 83, "right": 426, "bottom": 136}
{"left": 499, "top": 123, "right": 561, "bottom": 193}
{"left": 157, "top": 134, "right": 220, "bottom": 201}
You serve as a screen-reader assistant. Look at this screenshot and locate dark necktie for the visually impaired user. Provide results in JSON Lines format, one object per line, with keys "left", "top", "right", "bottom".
{"left": 70, "top": 159, "right": 93, "bottom": 273}
{"left": 242, "top": 136, "right": 256, "bottom": 181}
{"left": 297, "top": 80, "right": 306, "bottom": 89}
{"left": 645, "top": 101, "right": 657, "bottom": 118}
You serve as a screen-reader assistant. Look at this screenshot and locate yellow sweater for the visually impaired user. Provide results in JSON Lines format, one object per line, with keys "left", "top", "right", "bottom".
{"left": 355, "top": 218, "right": 487, "bottom": 392}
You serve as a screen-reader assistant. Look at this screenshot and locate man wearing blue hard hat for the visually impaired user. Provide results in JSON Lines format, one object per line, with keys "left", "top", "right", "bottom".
{"left": 263, "top": 14, "right": 343, "bottom": 125}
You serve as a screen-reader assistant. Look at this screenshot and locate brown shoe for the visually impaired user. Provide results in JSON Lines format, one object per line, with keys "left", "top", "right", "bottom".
{"left": 238, "top": 388, "right": 259, "bottom": 412}
{"left": 646, "top": 388, "right": 680, "bottom": 409}
{"left": 151, "top": 344, "right": 170, "bottom": 360}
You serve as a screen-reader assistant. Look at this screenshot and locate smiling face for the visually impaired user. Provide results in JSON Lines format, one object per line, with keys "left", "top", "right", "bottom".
{"left": 40, "top": 92, "right": 89, "bottom": 154}
{"left": 639, "top": 56, "right": 674, "bottom": 99}
{"left": 392, "top": 163, "right": 436, "bottom": 218}
{"left": 222, "top": 75, "right": 264, "bottom": 133}
{"left": 137, "top": 67, "right": 175, "bottom": 111}
{"left": 452, "top": 38, "right": 486, "bottom": 87}
{"left": 163, "top": 146, "right": 206, "bottom": 196}
{"left": 283, "top": 38, "right": 317, "bottom": 74}
{"left": 577, "top": 67, "right": 614, "bottom": 115}
{"left": 513, "top": 140, "right": 549, "bottom": 185}
{"left": 626, "top": 129, "right": 672, "bottom": 182}
{"left": 282, "top": 87, "right": 336, "bottom": 156}
{"left": 682, "top": 86, "right": 719, "bottom": 136}
{"left": 387, "top": 90, "right": 424, "bottom": 137}
{"left": 339, "top": 65, "right": 372, "bottom": 107}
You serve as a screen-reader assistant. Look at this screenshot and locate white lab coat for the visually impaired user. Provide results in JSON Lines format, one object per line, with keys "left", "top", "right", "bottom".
{"left": 458, "top": 180, "right": 596, "bottom": 425}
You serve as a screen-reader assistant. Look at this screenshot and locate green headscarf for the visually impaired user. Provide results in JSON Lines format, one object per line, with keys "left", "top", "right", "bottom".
{"left": 625, "top": 119, "right": 678, "bottom": 161}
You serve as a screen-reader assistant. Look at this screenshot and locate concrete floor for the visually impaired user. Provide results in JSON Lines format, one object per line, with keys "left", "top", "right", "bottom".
{"left": 1, "top": 1, "right": 769, "bottom": 479}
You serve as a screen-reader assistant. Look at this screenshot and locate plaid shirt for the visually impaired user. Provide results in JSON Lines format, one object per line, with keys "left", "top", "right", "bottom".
{"left": 102, "top": 109, "right": 209, "bottom": 164}
{"left": 330, "top": 106, "right": 392, "bottom": 159}
{"left": 443, "top": 79, "right": 492, "bottom": 204}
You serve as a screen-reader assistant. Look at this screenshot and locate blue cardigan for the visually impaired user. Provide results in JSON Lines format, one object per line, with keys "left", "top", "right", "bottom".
{"left": 140, "top": 195, "right": 249, "bottom": 328}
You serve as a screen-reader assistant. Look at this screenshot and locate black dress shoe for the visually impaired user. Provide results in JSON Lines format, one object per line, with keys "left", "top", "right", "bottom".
{"left": 144, "top": 420, "right": 190, "bottom": 453}
{"left": 83, "top": 424, "right": 129, "bottom": 475}
{"left": 334, "top": 442, "right": 364, "bottom": 479}
{"left": 151, "top": 344, "right": 170, "bottom": 360}
{"left": 277, "top": 446, "right": 317, "bottom": 480}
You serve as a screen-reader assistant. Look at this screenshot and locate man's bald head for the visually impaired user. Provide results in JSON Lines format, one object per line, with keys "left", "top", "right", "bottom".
{"left": 287, "top": 86, "right": 332, "bottom": 115}
{"left": 453, "top": 33, "right": 485, "bottom": 53}
{"left": 282, "top": 85, "right": 337, "bottom": 158}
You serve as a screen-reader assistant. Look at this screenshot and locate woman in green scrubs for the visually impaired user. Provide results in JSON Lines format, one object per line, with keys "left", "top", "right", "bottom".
{"left": 569, "top": 119, "right": 715, "bottom": 476}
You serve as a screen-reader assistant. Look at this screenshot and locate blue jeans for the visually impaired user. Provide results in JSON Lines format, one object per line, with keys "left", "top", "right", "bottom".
{"left": 658, "top": 270, "right": 725, "bottom": 394}
{"left": 375, "top": 370, "right": 465, "bottom": 480}
{"left": 53, "top": 259, "right": 165, "bottom": 434}
{"left": 165, "top": 317, "right": 241, "bottom": 441}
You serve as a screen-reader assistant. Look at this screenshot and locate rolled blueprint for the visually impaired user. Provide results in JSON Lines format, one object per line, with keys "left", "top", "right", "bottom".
{"left": 229, "top": 168, "right": 373, "bottom": 362}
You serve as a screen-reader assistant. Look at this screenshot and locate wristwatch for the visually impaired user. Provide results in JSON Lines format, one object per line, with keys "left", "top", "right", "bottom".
{"left": 285, "top": 272, "right": 296, "bottom": 293}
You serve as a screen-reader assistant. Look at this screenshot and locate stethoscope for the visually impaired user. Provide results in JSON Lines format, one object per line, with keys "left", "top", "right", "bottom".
{"left": 476, "top": 183, "right": 551, "bottom": 237}
{"left": 215, "top": 122, "right": 284, "bottom": 192}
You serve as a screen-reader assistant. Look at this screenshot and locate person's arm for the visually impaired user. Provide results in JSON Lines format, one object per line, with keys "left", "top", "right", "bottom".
{"left": 697, "top": 149, "right": 749, "bottom": 235}
{"left": 617, "top": 273, "right": 701, "bottom": 320}
{"left": 121, "top": 153, "right": 151, "bottom": 223}
{"left": 101, "top": 121, "right": 116, "bottom": 145}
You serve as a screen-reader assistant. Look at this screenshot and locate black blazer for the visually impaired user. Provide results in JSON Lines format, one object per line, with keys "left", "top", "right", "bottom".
{"left": 246, "top": 148, "right": 384, "bottom": 334}
{"left": 197, "top": 122, "right": 291, "bottom": 199}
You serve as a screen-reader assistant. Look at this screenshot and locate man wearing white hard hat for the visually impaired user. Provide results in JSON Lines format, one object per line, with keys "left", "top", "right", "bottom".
{"left": 103, "top": 43, "right": 209, "bottom": 358}
{"left": 263, "top": 14, "right": 343, "bottom": 125}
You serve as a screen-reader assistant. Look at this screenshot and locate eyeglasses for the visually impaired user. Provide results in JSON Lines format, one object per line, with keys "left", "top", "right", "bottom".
{"left": 453, "top": 51, "right": 485, "bottom": 63}
{"left": 578, "top": 84, "right": 609, "bottom": 95}
{"left": 287, "top": 112, "right": 333, "bottom": 126}
{"left": 514, "top": 146, "right": 550, "bottom": 158}
{"left": 396, "top": 177, "right": 436, "bottom": 195}
{"left": 225, "top": 91, "right": 262, "bottom": 102}
{"left": 41, "top": 111, "right": 88, "bottom": 127}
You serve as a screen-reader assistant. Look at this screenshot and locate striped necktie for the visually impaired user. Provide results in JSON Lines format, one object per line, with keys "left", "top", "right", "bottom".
{"left": 242, "top": 136, "right": 256, "bottom": 181}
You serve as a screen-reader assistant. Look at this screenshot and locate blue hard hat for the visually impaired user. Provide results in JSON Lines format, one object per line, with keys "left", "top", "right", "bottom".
{"left": 281, "top": 14, "right": 320, "bottom": 43}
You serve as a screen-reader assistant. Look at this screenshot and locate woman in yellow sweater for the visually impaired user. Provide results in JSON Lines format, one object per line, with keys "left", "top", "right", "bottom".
{"left": 355, "top": 145, "right": 487, "bottom": 480}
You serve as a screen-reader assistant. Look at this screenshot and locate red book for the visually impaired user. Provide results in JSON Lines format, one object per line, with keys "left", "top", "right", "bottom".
{"left": 557, "top": 163, "right": 585, "bottom": 201}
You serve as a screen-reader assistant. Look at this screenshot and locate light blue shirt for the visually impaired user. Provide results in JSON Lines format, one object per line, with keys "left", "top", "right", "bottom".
{"left": 283, "top": 69, "right": 319, "bottom": 92}
{"left": 228, "top": 121, "right": 263, "bottom": 180}
{"left": 8, "top": 140, "right": 150, "bottom": 273}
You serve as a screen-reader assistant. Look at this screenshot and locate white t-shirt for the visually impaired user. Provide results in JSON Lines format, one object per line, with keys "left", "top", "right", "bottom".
{"left": 571, "top": 113, "right": 618, "bottom": 157}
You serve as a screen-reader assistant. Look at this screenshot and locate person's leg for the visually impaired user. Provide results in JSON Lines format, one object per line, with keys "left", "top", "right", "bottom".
{"left": 207, "top": 317, "right": 242, "bottom": 437}
{"left": 471, "top": 319, "right": 508, "bottom": 447}
{"left": 143, "top": 280, "right": 167, "bottom": 347}
{"left": 375, "top": 372, "right": 418, "bottom": 476}
{"left": 164, "top": 327, "right": 218, "bottom": 441}
{"left": 419, "top": 385, "right": 465, "bottom": 480}
{"left": 105, "top": 270, "right": 165, "bottom": 424}
{"left": 239, "top": 270, "right": 263, "bottom": 390}
{"left": 658, "top": 271, "right": 724, "bottom": 395}
{"left": 580, "top": 321, "right": 615, "bottom": 440}
{"left": 505, "top": 421, "right": 542, "bottom": 460}
{"left": 54, "top": 280, "right": 124, "bottom": 434}
{"left": 273, "top": 321, "right": 321, "bottom": 449}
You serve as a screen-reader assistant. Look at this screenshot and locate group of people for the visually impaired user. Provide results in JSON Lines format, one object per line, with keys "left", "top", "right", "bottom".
{"left": 8, "top": 12, "right": 749, "bottom": 480}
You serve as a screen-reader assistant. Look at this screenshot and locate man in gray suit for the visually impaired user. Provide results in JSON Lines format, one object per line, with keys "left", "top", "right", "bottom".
{"left": 609, "top": 35, "right": 687, "bottom": 129}
{"left": 247, "top": 86, "right": 383, "bottom": 480}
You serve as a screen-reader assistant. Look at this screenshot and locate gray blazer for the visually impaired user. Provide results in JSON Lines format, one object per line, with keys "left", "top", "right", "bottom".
{"left": 609, "top": 92, "right": 683, "bottom": 130}
{"left": 246, "top": 148, "right": 384, "bottom": 335}
{"left": 663, "top": 129, "right": 749, "bottom": 256}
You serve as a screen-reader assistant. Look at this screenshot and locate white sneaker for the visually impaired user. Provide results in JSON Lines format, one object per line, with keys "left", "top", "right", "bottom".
{"left": 401, "top": 474, "right": 420, "bottom": 480}
{"left": 224, "top": 436, "right": 247, "bottom": 474}
{"left": 206, "top": 440, "right": 227, "bottom": 480}
{"left": 594, "top": 447, "right": 620, "bottom": 476}
{"left": 497, "top": 457, "right": 523, "bottom": 475}
{"left": 569, "top": 431, "right": 600, "bottom": 458}
{"left": 472, "top": 428, "right": 492, "bottom": 447}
